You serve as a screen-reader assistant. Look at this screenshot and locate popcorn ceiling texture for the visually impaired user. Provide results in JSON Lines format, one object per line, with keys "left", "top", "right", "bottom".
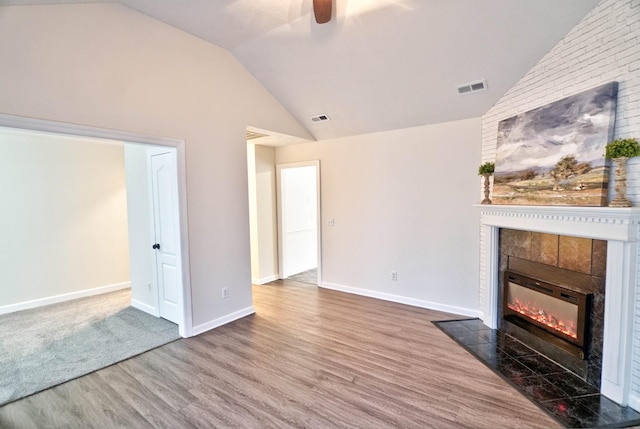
{"left": 478, "top": 0, "right": 640, "bottom": 404}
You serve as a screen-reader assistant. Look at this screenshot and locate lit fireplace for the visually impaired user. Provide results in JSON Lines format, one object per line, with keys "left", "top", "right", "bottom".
{"left": 503, "top": 270, "right": 591, "bottom": 359}
{"left": 507, "top": 295, "right": 577, "bottom": 339}
{"left": 478, "top": 204, "right": 640, "bottom": 406}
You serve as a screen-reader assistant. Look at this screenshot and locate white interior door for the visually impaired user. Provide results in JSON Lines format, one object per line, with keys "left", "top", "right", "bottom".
{"left": 277, "top": 161, "right": 321, "bottom": 281}
{"left": 149, "top": 148, "right": 182, "bottom": 324}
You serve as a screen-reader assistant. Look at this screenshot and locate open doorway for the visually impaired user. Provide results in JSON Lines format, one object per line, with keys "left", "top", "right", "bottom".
{"left": 245, "top": 127, "right": 316, "bottom": 287}
{"left": 276, "top": 161, "right": 321, "bottom": 285}
{"left": 0, "top": 115, "right": 191, "bottom": 336}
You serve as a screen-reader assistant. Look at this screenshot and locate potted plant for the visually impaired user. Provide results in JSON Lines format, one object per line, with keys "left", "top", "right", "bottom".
{"left": 605, "top": 138, "right": 639, "bottom": 207}
{"left": 478, "top": 162, "right": 495, "bottom": 204}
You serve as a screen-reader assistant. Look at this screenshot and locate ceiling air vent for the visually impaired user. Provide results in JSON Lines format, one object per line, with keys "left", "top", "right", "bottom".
{"left": 246, "top": 130, "right": 268, "bottom": 141}
{"left": 457, "top": 79, "right": 487, "bottom": 95}
{"left": 311, "top": 114, "right": 331, "bottom": 122}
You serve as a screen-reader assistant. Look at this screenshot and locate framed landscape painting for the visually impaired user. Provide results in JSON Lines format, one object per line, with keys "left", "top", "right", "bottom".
{"left": 493, "top": 82, "right": 618, "bottom": 206}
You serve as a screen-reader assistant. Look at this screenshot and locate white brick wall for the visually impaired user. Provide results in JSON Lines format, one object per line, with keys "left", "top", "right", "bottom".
{"left": 479, "top": 0, "right": 640, "bottom": 401}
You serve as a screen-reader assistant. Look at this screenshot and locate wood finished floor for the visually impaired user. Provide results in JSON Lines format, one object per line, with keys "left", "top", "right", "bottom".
{"left": 0, "top": 280, "right": 561, "bottom": 428}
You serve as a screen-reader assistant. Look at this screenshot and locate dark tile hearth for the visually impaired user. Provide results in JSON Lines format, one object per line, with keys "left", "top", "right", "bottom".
{"left": 434, "top": 318, "right": 640, "bottom": 428}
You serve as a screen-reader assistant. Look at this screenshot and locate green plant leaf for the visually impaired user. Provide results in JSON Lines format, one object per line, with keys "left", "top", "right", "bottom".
{"left": 478, "top": 162, "right": 495, "bottom": 175}
{"left": 605, "top": 138, "right": 640, "bottom": 159}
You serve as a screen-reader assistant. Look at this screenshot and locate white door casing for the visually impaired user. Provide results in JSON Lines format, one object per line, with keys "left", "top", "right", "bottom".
{"left": 149, "top": 148, "right": 182, "bottom": 324}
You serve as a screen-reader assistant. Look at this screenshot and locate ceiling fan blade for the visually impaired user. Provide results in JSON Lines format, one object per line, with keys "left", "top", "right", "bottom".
{"left": 313, "top": 0, "right": 332, "bottom": 24}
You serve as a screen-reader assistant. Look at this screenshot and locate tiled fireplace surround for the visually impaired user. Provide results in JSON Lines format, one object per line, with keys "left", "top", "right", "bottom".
{"left": 499, "top": 228, "right": 606, "bottom": 388}
{"left": 478, "top": 204, "right": 640, "bottom": 409}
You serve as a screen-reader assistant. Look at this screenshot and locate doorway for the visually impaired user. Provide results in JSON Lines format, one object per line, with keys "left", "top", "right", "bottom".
{"left": 0, "top": 114, "right": 192, "bottom": 336}
{"left": 276, "top": 161, "right": 321, "bottom": 285}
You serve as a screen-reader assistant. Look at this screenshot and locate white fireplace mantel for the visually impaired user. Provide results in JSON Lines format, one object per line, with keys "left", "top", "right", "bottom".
{"left": 475, "top": 204, "right": 640, "bottom": 408}
{"left": 477, "top": 204, "right": 640, "bottom": 241}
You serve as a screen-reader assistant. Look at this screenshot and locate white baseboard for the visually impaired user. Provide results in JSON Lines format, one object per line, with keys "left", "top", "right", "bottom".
{"left": 252, "top": 274, "right": 279, "bottom": 285}
{"left": 131, "top": 299, "right": 159, "bottom": 317}
{"left": 320, "top": 282, "right": 481, "bottom": 318}
{"left": 0, "top": 281, "right": 131, "bottom": 315}
{"left": 628, "top": 393, "right": 640, "bottom": 412}
{"left": 191, "top": 305, "right": 255, "bottom": 336}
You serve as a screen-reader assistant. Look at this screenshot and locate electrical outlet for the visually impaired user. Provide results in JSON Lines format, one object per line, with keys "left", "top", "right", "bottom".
{"left": 147, "top": 282, "right": 152, "bottom": 292}
{"left": 222, "top": 287, "right": 229, "bottom": 299}
{"left": 391, "top": 271, "right": 398, "bottom": 281}
{"left": 328, "top": 218, "right": 335, "bottom": 226}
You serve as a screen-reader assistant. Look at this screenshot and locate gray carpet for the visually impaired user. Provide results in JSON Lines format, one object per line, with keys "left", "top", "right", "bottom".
{"left": 0, "top": 289, "right": 180, "bottom": 406}
{"left": 287, "top": 268, "right": 318, "bottom": 285}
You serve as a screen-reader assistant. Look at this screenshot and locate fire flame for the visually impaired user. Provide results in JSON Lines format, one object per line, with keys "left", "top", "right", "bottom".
{"left": 508, "top": 299, "right": 577, "bottom": 339}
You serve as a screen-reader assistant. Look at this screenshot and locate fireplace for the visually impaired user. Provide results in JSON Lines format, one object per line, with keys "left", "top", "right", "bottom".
{"left": 477, "top": 204, "right": 640, "bottom": 408}
{"left": 503, "top": 270, "right": 591, "bottom": 359}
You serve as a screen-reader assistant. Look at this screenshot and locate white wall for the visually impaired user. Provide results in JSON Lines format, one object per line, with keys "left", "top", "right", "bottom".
{"left": 276, "top": 118, "right": 481, "bottom": 315}
{"left": 0, "top": 3, "right": 312, "bottom": 331}
{"left": 123, "top": 143, "right": 156, "bottom": 314}
{"left": 0, "top": 128, "right": 130, "bottom": 311}
{"left": 248, "top": 144, "right": 279, "bottom": 284}
{"left": 478, "top": 0, "right": 640, "bottom": 408}
{"left": 247, "top": 144, "right": 260, "bottom": 283}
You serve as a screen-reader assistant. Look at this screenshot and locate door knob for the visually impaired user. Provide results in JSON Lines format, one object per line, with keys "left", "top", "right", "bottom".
{"left": 152, "top": 243, "right": 160, "bottom": 250}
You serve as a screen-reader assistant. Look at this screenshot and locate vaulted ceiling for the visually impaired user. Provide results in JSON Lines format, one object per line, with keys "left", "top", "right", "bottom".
{"left": 2, "top": 0, "right": 600, "bottom": 141}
